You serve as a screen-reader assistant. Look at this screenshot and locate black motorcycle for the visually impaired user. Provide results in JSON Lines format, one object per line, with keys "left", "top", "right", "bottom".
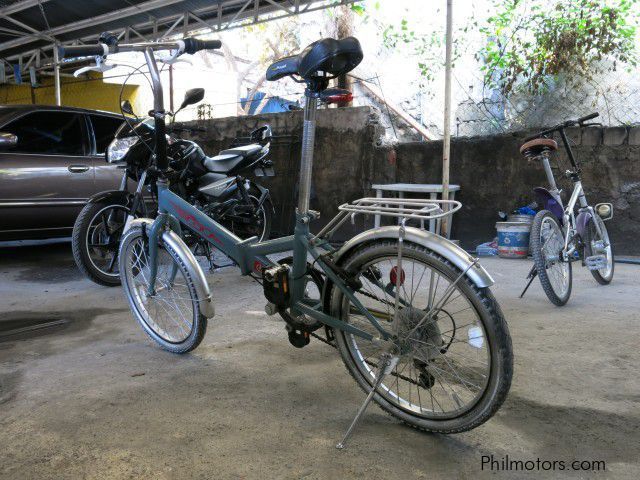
{"left": 72, "top": 89, "right": 275, "bottom": 286}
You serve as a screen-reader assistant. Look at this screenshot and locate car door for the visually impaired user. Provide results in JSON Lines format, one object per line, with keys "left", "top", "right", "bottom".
{"left": 88, "top": 113, "right": 126, "bottom": 193}
{"left": 0, "top": 110, "right": 95, "bottom": 237}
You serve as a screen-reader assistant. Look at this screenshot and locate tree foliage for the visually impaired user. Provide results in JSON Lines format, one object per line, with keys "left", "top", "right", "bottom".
{"left": 379, "top": 0, "right": 638, "bottom": 96}
{"left": 479, "top": 0, "right": 638, "bottom": 94}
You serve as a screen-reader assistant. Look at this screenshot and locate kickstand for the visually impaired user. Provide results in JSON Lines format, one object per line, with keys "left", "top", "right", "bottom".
{"left": 520, "top": 265, "right": 537, "bottom": 298}
{"left": 336, "top": 353, "right": 399, "bottom": 450}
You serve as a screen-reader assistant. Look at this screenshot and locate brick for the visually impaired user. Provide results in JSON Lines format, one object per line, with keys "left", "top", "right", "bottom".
{"left": 603, "top": 127, "right": 628, "bottom": 146}
{"left": 581, "top": 126, "right": 602, "bottom": 146}
{"left": 628, "top": 127, "right": 640, "bottom": 146}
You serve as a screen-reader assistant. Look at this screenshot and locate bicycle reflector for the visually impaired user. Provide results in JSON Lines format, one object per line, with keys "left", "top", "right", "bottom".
{"left": 390, "top": 266, "right": 406, "bottom": 287}
{"left": 319, "top": 88, "right": 353, "bottom": 104}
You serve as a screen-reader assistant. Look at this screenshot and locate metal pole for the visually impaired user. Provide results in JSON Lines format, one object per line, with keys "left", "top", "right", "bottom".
{"left": 52, "top": 42, "right": 61, "bottom": 105}
{"left": 297, "top": 95, "right": 318, "bottom": 214}
{"left": 441, "top": 0, "right": 453, "bottom": 237}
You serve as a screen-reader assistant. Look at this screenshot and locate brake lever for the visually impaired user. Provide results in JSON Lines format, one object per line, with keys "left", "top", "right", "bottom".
{"left": 156, "top": 41, "right": 190, "bottom": 66}
{"left": 73, "top": 55, "right": 116, "bottom": 77}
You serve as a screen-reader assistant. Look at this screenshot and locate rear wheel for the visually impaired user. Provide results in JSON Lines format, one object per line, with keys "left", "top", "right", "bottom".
{"left": 72, "top": 201, "right": 129, "bottom": 286}
{"left": 584, "top": 215, "right": 614, "bottom": 285}
{"left": 330, "top": 240, "right": 513, "bottom": 433}
{"left": 226, "top": 192, "right": 272, "bottom": 242}
{"left": 530, "top": 210, "right": 572, "bottom": 306}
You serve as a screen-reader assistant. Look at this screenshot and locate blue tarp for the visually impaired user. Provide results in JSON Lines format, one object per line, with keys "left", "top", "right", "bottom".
{"left": 240, "top": 91, "right": 298, "bottom": 115}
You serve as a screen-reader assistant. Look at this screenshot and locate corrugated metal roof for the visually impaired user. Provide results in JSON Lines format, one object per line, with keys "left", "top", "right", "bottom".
{"left": 0, "top": 1, "right": 349, "bottom": 62}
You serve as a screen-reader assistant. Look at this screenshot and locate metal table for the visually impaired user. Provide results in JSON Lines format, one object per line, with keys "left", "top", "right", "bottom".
{"left": 371, "top": 183, "right": 461, "bottom": 237}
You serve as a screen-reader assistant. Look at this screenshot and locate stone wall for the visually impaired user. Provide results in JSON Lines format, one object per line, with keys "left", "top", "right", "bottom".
{"left": 182, "top": 107, "right": 639, "bottom": 254}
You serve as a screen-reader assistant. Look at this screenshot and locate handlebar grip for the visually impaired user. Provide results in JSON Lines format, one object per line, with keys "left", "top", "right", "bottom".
{"left": 57, "top": 44, "right": 107, "bottom": 59}
{"left": 183, "top": 37, "right": 222, "bottom": 54}
{"left": 578, "top": 112, "right": 599, "bottom": 123}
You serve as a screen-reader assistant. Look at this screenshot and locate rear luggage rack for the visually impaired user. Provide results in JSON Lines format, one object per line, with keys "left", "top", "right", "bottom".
{"left": 315, "top": 197, "right": 462, "bottom": 240}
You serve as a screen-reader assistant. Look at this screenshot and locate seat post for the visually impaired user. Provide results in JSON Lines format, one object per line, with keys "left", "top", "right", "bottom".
{"left": 297, "top": 92, "right": 318, "bottom": 214}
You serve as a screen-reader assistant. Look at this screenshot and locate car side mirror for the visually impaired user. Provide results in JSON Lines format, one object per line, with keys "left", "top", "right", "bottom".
{"left": 0, "top": 132, "right": 18, "bottom": 147}
{"left": 180, "top": 88, "right": 205, "bottom": 109}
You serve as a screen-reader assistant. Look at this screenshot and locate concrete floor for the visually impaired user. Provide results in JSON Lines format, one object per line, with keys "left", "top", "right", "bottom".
{"left": 0, "top": 242, "right": 638, "bottom": 480}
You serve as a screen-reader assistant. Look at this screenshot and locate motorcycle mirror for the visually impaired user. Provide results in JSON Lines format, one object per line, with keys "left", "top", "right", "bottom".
{"left": 180, "top": 88, "right": 205, "bottom": 109}
{"left": 121, "top": 100, "right": 135, "bottom": 116}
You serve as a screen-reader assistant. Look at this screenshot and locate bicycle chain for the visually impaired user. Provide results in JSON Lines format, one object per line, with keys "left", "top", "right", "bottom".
{"left": 309, "top": 332, "right": 423, "bottom": 388}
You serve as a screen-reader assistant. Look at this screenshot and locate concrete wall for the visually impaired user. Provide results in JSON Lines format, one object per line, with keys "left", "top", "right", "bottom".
{"left": 183, "top": 107, "right": 639, "bottom": 254}
{"left": 183, "top": 106, "right": 385, "bottom": 237}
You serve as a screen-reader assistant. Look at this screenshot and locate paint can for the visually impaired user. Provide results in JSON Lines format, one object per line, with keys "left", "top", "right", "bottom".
{"left": 496, "top": 222, "right": 530, "bottom": 258}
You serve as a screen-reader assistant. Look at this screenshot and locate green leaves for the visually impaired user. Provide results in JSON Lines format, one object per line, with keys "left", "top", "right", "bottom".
{"left": 478, "top": 0, "right": 638, "bottom": 95}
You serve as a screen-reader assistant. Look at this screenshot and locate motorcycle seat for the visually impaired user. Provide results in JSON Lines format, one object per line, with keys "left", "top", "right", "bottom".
{"left": 203, "top": 143, "right": 263, "bottom": 174}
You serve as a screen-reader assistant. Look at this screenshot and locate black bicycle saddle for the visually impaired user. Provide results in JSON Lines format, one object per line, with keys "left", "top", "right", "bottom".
{"left": 266, "top": 37, "right": 363, "bottom": 82}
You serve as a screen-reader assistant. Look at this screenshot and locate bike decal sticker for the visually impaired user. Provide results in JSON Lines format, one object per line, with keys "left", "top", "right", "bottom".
{"left": 169, "top": 200, "right": 222, "bottom": 245}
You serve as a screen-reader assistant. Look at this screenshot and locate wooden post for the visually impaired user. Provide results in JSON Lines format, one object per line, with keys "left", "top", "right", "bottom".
{"left": 441, "top": 0, "right": 453, "bottom": 237}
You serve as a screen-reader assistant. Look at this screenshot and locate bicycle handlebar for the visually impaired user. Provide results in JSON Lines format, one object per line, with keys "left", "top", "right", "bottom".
{"left": 183, "top": 38, "right": 222, "bottom": 54}
{"left": 57, "top": 36, "right": 222, "bottom": 60}
{"left": 58, "top": 44, "right": 108, "bottom": 58}
{"left": 524, "top": 112, "right": 599, "bottom": 141}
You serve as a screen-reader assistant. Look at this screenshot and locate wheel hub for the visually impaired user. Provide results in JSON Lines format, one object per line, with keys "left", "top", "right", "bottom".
{"left": 397, "top": 306, "right": 444, "bottom": 358}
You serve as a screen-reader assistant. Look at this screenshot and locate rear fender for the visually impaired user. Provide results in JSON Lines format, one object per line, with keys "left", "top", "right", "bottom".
{"left": 320, "top": 225, "right": 495, "bottom": 313}
{"left": 127, "top": 218, "right": 215, "bottom": 318}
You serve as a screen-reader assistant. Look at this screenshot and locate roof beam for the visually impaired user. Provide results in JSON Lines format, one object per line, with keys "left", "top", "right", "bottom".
{"left": 0, "top": 0, "right": 50, "bottom": 17}
{"left": 1, "top": 0, "right": 358, "bottom": 64}
{"left": 0, "top": 0, "right": 184, "bottom": 53}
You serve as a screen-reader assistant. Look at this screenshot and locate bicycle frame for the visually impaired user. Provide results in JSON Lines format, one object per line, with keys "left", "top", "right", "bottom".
{"left": 135, "top": 46, "right": 392, "bottom": 344}
{"left": 147, "top": 182, "right": 392, "bottom": 343}
{"left": 538, "top": 150, "right": 604, "bottom": 261}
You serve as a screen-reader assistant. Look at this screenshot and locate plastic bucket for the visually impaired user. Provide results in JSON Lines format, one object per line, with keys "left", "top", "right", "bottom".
{"left": 507, "top": 214, "right": 534, "bottom": 225}
{"left": 496, "top": 222, "right": 530, "bottom": 258}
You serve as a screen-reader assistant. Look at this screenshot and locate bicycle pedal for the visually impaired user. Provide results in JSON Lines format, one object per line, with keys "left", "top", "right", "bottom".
{"left": 287, "top": 329, "right": 310, "bottom": 348}
{"left": 265, "top": 302, "right": 278, "bottom": 316}
{"left": 585, "top": 254, "right": 607, "bottom": 270}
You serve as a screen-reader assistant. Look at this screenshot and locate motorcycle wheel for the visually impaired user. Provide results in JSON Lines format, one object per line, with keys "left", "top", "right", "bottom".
{"left": 72, "top": 201, "right": 130, "bottom": 286}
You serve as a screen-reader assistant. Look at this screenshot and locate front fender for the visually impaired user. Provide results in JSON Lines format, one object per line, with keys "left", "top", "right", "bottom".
{"left": 333, "top": 226, "right": 494, "bottom": 288}
{"left": 128, "top": 218, "right": 215, "bottom": 319}
{"left": 88, "top": 189, "right": 132, "bottom": 206}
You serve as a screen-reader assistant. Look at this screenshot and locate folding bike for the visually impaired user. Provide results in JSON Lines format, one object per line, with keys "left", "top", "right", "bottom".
{"left": 520, "top": 113, "right": 615, "bottom": 306}
{"left": 60, "top": 35, "right": 513, "bottom": 447}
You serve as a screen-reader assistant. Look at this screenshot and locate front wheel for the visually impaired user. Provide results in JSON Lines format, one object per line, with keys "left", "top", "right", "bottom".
{"left": 584, "top": 215, "right": 614, "bottom": 285}
{"left": 119, "top": 225, "right": 207, "bottom": 353}
{"left": 530, "top": 210, "right": 572, "bottom": 306}
{"left": 330, "top": 240, "right": 513, "bottom": 433}
{"left": 72, "top": 201, "right": 129, "bottom": 286}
